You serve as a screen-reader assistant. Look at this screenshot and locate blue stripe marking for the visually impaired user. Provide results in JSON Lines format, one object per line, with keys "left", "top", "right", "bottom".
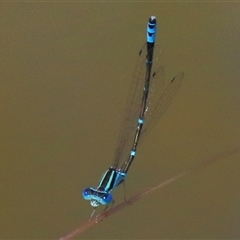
{"left": 138, "top": 118, "right": 144, "bottom": 124}
{"left": 147, "top": 16, "right": 156, "bottom": 43}
{"left": 131, "top": 151, "right": 136, "bottom": 156}
{"left": 98, "top": 169, "right": 116, "bottom": 192}
{"left": 105, "top": 170, "right": 115, "bottom": 191}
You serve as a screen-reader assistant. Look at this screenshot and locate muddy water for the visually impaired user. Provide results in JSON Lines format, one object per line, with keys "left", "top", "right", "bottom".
{"left": 1, "top": 2, "right": 240, "bottom": 239}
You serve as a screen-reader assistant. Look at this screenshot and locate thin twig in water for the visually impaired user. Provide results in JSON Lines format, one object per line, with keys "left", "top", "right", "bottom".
{"left": 59, "top": 144, "right": 240, "bottom": 240}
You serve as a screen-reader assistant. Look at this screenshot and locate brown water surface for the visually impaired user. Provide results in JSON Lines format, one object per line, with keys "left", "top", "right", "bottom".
{"left": 1, "top": 2, "right": 240, "bottom": 239}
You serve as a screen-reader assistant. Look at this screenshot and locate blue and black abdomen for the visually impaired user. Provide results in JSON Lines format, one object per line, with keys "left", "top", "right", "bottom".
{"left": 147, "top": 16, "right": 157, "bottom": 44}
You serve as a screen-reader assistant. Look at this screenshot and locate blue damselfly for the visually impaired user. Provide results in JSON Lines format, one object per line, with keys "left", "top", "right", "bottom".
{"left": 82, "top": 16, "right": 184, "bottom": 215}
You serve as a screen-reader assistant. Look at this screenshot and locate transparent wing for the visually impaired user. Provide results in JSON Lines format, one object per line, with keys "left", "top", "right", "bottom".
{"left": 111, "top": 42, "right": 184, "bottom": 169}
{"left": 141, "top": 71, "right": 184, "bottom": 139}
{"left": 112, "top": 44, "right": 163, "bottom": 167}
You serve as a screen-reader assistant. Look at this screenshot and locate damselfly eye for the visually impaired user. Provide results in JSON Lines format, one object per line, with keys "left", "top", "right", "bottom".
{"left": 102, "top": 193, "right": 112, "bottom": 205}
{"left": 82, "top": 188, "right": 91, "bottom": 200}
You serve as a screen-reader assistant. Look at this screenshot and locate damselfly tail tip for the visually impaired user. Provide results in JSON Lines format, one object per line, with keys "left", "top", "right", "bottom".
{"left": 149, "top": 16, "right": 156, "bottom": 23}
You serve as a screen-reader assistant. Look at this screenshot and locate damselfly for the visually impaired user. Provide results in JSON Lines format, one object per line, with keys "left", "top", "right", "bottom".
{"left": 82, "top": 16, "right": 184, "bottom": 215}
